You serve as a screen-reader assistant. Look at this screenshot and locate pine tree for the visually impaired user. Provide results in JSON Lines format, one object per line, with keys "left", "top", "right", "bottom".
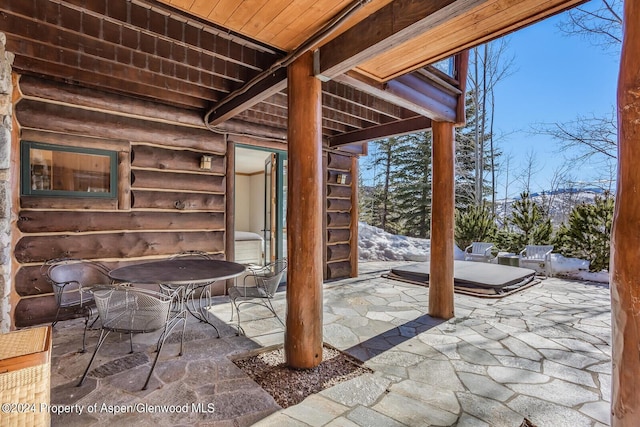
{"left": 555, "top": 194, "right": 614, "bottom": 272}
{"left": 497, "top": 192, "right": 552, "bottom": 252}
{"left": 455, "top": 203, "right": 498, "bottom": 250}
{"left": 360, "top": 137, "right": 402, "bottom": 233}
{"left": 393, "top": 131, "right": 432, "bottom": 238}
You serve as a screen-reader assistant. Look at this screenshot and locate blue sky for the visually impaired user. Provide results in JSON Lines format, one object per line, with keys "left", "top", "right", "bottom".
{"left": 492, "top": 11, "right": 619, "bottom": 197}
{"left": 362, "top": 9, "right": 620, "bottom": 200}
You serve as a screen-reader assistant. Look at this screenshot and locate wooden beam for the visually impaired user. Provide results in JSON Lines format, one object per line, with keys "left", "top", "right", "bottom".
{"left": 611, "top": 1, "right": 640, "bottom": 424}
{"left": 385, "top": 74, "right": 457, "bottom": 122}
{"left": 429, "top": 121, "right": 455, "bottom": 319}
{"left": 323, "top": 81, "right": 407, "bottom": 121}
{"left": 335, "top": 72, "right": 456, "bottom": 121}
{"left": 316, "top": 0, "right": 480, "bottom": 79}
{"left": 329, "top": 116, "right": 432, "bottom": 146}
{"left": 206, "top": 68, "right": 288, "bottom": 126}
{"left": 355, "top": 0, "right": 587, "bottom": 81}
{"left": 455, "top": 50, "right": 470, "bottom": 125}
{"left": 285, "top": 51, "right": 324, "bottom": 369}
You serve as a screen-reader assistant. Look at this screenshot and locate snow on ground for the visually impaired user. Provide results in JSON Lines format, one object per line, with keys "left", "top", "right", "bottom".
{"left": 358, "top": 222, "right": 464, "bottom": 262}
{"left": 358, "top": 222, "right": 609, "bottom": 283}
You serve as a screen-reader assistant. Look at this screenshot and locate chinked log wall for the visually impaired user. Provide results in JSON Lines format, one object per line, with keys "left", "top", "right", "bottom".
{"left": 11, "top": 76, "right": 359, "bottom": 327}
{"left": 12, "top": 76, "right": 227, "bottom": 327}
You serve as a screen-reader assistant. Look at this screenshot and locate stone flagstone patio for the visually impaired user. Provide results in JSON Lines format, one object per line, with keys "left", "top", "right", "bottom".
{"left": 49, "top": 261, "right": 611, "bottom": 426}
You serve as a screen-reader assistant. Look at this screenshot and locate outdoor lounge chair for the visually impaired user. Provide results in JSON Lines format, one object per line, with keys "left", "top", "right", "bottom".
{"left": 520, "top": 245, "right": 554, "bottom": 278}
{"left": 228, "top": 259, "right": 287, "bottom": 334}
{"left": 464, "top": 242, "right": 495, "bottom": 262}
{"left": 41, "top": 258, "right": 111, "bottom": 352}
{"left": 77, "top": 284, "right": 186, "bottom": 390}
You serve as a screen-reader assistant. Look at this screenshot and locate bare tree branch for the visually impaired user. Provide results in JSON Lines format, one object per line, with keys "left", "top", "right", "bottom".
{"left": 558, "top": 0, "right": 623, "bottom": 51}
{"left": 532, "top": 110, "right": 618, "bottom": 164}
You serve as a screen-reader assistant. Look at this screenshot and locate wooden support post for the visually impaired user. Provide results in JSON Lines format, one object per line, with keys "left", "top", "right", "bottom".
{"left": 225, "top": 137, "right": 235, "bottom": 261}
{"left": 285, "top": 51, "right": 324, "bottom": 369}
{"left": 225, "top": 137, "right": 235, "bottom": 292}
{"left": 429, "top": 121, "right": 455, "bottom": 319}
{"left": 611, "top": 2, "right": 640, "bottom": 425}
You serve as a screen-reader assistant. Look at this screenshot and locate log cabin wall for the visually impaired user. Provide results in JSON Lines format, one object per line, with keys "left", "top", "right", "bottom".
{"left": 11, "top": 76, "right": 227, "bottom": 327}
{"left": 325, "top": 150, "right": 358, "bottom": 280}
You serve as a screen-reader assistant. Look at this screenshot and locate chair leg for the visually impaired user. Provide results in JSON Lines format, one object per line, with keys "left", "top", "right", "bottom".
{"left": 179, "top": 316, "right": 186, "bottom": 356}
{"left": 232, "top": 299, "right": 245, "bottom": 336}
{"left": 77, "top": 329, "right": 110, "bottom": 387}
{"left": 143, "top": 344, "right": 162, "bottom": 391}
{"left": 143, "top": 318, "right": 185, "bottom": 390}
{"left": 52, "top": 306, "right": 62, "bottom": 327}
{"left": 265, "top": 299, "right": 284, "bottom": 326}
{"left": 80, "top": 306, "right": 97, "bottom": 353}
{"left": 81, "top": 319, "right": 89, "bottom": 354}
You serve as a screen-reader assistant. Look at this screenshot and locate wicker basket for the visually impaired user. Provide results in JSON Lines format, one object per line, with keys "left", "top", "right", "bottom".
{"left": 0, "top": 326, "right": 52, "bottom": 427}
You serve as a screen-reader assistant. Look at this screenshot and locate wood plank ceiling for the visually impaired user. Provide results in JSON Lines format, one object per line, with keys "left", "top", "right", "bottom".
{"left": 2, "top": 0, "right": 586, "bottom": 147}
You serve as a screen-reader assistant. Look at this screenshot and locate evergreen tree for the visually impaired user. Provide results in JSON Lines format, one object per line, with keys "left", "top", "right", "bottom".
{"left": 359, "top": 137, "right": 401, "bottom": 233}
{"left": 497, "top": 191, "right": 552, "bottom": 252}
{"left": 393, "top": 131, "right": 432, "bottom": 238}
{"left": 455, "top": 203, "right": 498, "bottom": 250}
{"left": 358, "top": 173, "right": 376, "bottom": 226}
{"left": 555, "top": 194, "right": 614, "bottom": 272}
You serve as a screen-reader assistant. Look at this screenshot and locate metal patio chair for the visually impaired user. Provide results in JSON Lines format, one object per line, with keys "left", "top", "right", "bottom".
{"left": 228, "top": 259, "right": 287, "bottom": 334}
{"left": 520, "top": 245, "right": 554, "bottom": 278}
{"left": 169, "top": 250, "right": 212, "bottom": 260}
{"left": 42, "top": 258, "right": 111, "bottom": 352}
{"left": 464, "top": 242, "right": 495, "bottom": 262}
{"left": 164, "top": 250, "right": 213, "bottom": 296}
{"left": 166, "top": 250, "right": 222, "bottom": 335}
{"left": 77, "top": 284, "right": 186, "bottom": 390}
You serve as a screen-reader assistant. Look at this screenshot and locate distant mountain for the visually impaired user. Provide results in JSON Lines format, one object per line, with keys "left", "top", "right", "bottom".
{"left": 494, "top": 188, "right": 608, "bottom": 227}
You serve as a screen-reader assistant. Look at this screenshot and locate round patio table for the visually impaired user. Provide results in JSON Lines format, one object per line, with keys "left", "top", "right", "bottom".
{"left": 109, "top": 259, "right": 246, "bottom": 337}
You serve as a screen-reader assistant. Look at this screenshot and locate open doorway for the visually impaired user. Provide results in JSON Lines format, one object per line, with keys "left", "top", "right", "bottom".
{"left": 234, "top": 146, "right": 287, "bottom": 266}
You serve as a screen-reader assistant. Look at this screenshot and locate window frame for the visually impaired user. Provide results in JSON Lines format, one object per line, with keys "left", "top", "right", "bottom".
{"left": 21, "top": 140, "right": 118, "bottom": 199}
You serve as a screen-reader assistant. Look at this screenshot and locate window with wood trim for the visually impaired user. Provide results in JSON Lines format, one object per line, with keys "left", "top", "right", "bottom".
{"left": 21, "top": 141, "right": 117, "bottom": 198}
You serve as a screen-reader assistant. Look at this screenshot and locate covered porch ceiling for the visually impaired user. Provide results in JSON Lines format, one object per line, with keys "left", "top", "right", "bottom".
{"left": 2, "top": 0, "right": 585, "bottom": 148}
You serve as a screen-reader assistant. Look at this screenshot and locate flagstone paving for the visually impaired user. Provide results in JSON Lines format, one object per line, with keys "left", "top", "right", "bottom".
{"left": 48, "top": 261, "right": 612, "bottom": 426}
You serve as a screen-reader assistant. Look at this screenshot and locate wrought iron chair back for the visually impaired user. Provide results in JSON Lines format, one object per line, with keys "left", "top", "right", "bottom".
{"left": 169, "top": 250, "right": 213, "bottom": 260}
{"left": 78, "top": 284, "right": 186, "bottom": 390}
{"left": 42, "top": 258, "right": 111, "bottom": 352}
{"left": 43, "top": 258, "right": 111, "bottom": 311}
{"left": 228, "top": 259, "right": 287, "bottom": 334}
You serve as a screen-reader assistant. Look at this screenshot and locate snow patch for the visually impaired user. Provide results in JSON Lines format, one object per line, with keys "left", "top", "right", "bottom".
{"left": 358, "top": 222, "right": 465, "bottom": 262}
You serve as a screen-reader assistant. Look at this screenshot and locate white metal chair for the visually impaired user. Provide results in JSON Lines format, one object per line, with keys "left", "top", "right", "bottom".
{"left": 42, "top": 258, "right": 111, "bottom": 352}
{"left": 520, "top": 245, "right": 554, "bottom": 278}
{"left": 228, "top": 259, "right": 287, "bottom": 334}
{"left": 464, "top": 242, "right": 495, "bottom": 262}
{"left": 77, "top": 284, "right": 186, "bottom": 390}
